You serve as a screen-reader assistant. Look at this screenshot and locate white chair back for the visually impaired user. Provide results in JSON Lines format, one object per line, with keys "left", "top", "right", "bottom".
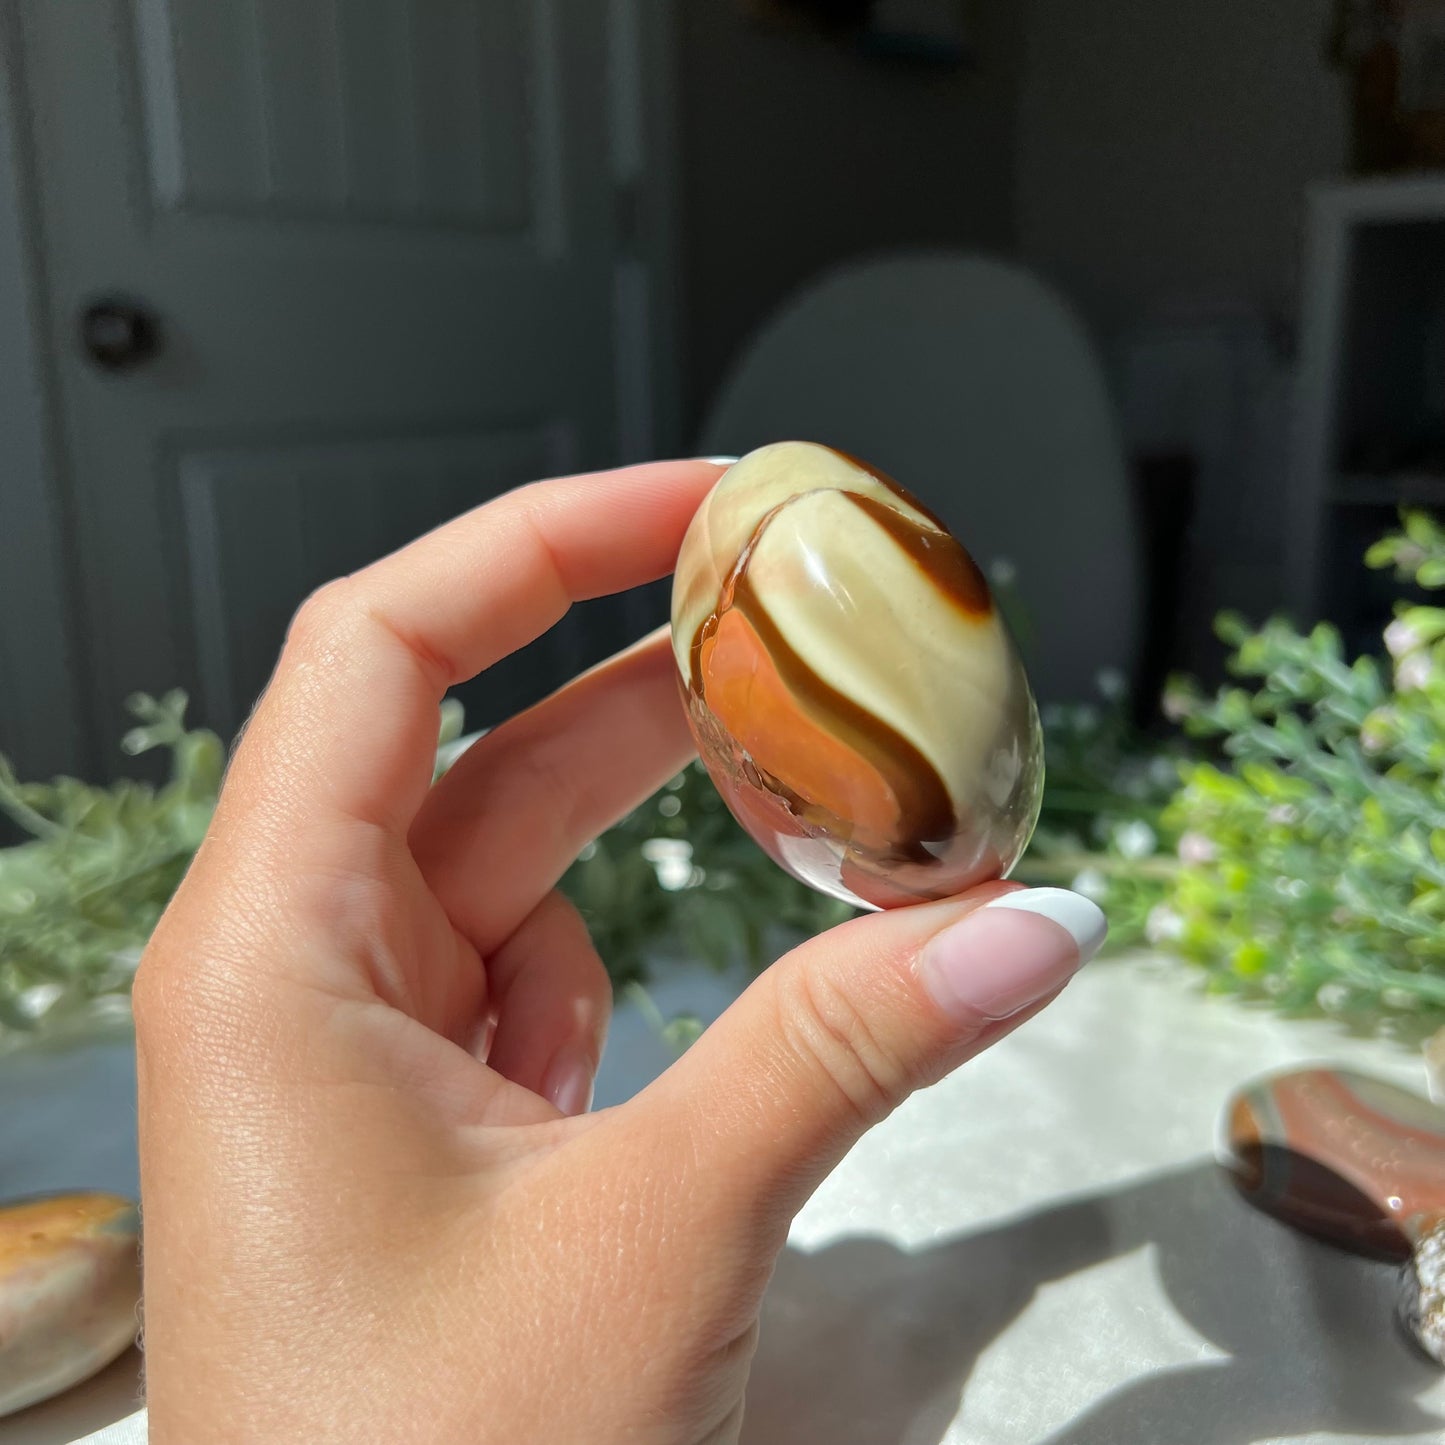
{"left": 698, "top": 253, "right": 1139, "bottom": 702}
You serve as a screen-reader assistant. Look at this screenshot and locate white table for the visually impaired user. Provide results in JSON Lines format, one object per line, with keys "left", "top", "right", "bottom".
{"left": 5, "top": 953, "right": 1444, "bottom": 1445}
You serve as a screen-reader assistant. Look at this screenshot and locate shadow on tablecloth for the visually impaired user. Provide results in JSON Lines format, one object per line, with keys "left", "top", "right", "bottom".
{"left": 744, "top": 1160, "right": 1440, "bottom": 1445}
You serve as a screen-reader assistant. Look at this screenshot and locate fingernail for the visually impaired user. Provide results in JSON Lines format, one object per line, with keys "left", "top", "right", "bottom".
{"left": 465, "top": 1011, "right": 498, "bottom": 1064}
{"left": 541, "top": 1046, "right": 595, "bottom": 1117}
{"left": 696, "top": 455, "right": 739, "bottom": 467}
{"left": 918, "top": 888, "right": 1107, "bottom": 1026}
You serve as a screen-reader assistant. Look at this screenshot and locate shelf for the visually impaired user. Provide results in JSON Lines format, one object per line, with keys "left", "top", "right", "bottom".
{"left": 1309, "top": 174, "right": 1445, "bottom": 225}
{"left": 1290, "top": 176, "right": 1445, "bottom": 616}
{"left": 1329, "top": 473, "right": 1445, "bottom": 507}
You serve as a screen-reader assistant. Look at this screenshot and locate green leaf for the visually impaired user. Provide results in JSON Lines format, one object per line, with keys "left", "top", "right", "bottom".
{"left": 1405, "top": 510, "right": 1437, "bottom": 546}
{"left": 1365, "top": 537, "right": 1397, "bottom": 570}
{"left": 1215, "top": 611, "right": 1251, "bottom": 647}
{"left": 11, "top": 511, "right": 1445, "bottom": 1051}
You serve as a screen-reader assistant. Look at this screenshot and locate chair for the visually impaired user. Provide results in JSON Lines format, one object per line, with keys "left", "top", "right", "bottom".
{"left": 697, "top": 252, "right": 1140, "bottom": 703}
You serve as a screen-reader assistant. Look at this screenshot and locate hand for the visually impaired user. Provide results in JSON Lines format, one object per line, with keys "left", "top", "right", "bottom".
{"left": 134, "top": 461, "right": 1105, "bottom": 1443}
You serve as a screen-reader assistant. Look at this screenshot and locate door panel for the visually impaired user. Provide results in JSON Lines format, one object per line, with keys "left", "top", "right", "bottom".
{"left": 134, "top": 0, "right": 540, "bottom": 231}
{"left": 178, "top": 423, "right": 573, "bottom": 729}
{"left": 19, "top": 0, "right": 645, "bottom": 754}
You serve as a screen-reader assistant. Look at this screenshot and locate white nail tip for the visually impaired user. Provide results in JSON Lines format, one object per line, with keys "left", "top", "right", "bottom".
{"left": 697, "top": 455, "right": 740, "bottom": 466}
{"left": 982, "top": 888, "right": 1108, "bottom": 964}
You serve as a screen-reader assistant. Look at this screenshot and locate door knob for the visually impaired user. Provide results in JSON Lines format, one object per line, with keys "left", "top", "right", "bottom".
{"left": 79, "top": 298, "right": 162, "bottom": 372}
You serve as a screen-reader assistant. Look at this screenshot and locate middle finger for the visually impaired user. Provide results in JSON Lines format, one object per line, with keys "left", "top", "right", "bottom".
{"left": 410, "top": 627, "right": 694, "bottom": 958}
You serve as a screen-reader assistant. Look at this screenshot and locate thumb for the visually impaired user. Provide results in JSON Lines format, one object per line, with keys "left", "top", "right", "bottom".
{"left": 643, "top": 886, "right": 1106, "bottom": 1227}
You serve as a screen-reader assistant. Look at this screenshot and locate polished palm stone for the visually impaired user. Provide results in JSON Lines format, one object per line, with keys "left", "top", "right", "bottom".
{"left": 1222, "top": 1067, "right": 1445, "bottom": 1362}
{"left": 0, "top": 1192, "right": 140, "bottom": 1417}
{"left": 671, "top": 442, "right": 1043, "bottom": 910}
{"left": 1220, "top": 1067, "right": 1445, "bottom": 1262}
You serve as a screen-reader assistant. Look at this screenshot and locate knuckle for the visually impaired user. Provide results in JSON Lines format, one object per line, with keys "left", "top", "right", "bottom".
{"left": 131, "top": 942, "right": 269, "bottom": 1085}
{"left": 130, "top": 943, "right": 211, "bottom": 1050}
{"left": 490, "top": 729, "right": 583, "bottom": 850}
{"left": 776, "top": 964, "right": 913, "bottom": 1131}
{"left": 130, "top": 900, "right": 259, "bottom": 1055}
{"left": 130, "top": 908, "right": 192, "bottom": 1034}
{"left": 524, "top": 741, "right": 583, "bottom": 836}
{"left": 128, "top": 949, "right": 166, "bottom": 1036}
{"left": 284, "top": 577, "right": 356, "bottom": 658}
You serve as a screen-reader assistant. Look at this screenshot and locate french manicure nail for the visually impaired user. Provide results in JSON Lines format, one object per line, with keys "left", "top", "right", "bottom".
{"left": 696, "top": 455, "right": 739, "bottom": 466}
{"left": 542, "top": 1046, "right": 595, "bottom": 1118}
{"left": 918, "top": 888, "right": 1107, "bottom": 1026}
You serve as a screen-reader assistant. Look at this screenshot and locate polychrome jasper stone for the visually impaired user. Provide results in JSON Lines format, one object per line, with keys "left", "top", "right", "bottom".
{"left": 1221, "top": 1067, "right": 1445, "bottom": 1260}
{"left": 1221, "top": 1067, "right": 1445, "bottom": 1361}
{"left": 0, "top": 1192, "right": 140, "bottom": 1417}
{"left": 671, "top": 442, "right": 1043, "bottom": 910}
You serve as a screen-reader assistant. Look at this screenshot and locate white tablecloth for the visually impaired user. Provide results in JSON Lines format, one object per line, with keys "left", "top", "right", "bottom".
{"left": 6, "top": 953, "right": 1444, "bottom": 1444}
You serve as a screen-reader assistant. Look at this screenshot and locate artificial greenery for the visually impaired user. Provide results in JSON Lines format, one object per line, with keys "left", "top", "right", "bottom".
{"left": 560, "top": 762, "right": 853, "bottom": 987}
{"left": 3, "top": 513, "right": 1444, "bottom": 1049}
{"left": 0, "top": 693, "right": 221, "bottom": 1043}
{"left": 1012, "top": 683, "right": 1186, "bottom": 943}
{"left": 1150, "top": 510, "right": 1445, "bottom": 1035}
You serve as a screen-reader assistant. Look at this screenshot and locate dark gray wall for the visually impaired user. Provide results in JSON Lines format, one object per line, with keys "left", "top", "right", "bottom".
{"left": 1015, "top": 0, "right": 1346, "bottom": 333}
{"left": 675, "top": 6, "right": 1026, "bottom": 436}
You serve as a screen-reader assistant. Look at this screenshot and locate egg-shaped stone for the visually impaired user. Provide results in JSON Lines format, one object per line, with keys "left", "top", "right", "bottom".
{"left": 671, "top": 442, "right": 1043, "bottom": 910}
{"left": 0, "top": 1192, "right": 140, "bottom": 1417}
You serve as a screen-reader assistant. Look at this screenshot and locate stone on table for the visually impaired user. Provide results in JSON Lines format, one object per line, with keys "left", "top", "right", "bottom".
{"left": 0, "top": 1192, "right": 140, "bottom": 1417}
{"left": 1221, "top": 1066, "right": 1445, "bottom": 1361}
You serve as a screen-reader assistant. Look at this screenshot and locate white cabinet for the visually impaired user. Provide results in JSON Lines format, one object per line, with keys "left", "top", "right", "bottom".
{"left": 1290, "top": 176, "right": 1445, "bottom": 649}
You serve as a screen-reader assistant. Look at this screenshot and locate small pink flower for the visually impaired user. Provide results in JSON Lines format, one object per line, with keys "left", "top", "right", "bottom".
{"left": 1113, "top": 820, "right": 1157, "bottom": 859}
{"left": 1178, "top": 831, "right": 1218, "bottom": 865}
{"left": 1360, "top": 709, "right": 1395, "bottom": 754}
{"left": 1385, "top": 619, "right": 1422, "bottom": 658}
{"left": 1096, "top": 668, "right": 1125, "bottom": 701}
{"left": 1397, "top": 653, "right": 1433, "bottom": 692}
{"left": 1161, "top": 690, "right": 1193, "bottom": 723}
{"left": 1146, "top": 904, "right": 1185, "bottom": 945}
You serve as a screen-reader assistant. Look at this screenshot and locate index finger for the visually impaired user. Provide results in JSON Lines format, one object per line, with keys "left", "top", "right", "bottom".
{"left": 227, "top": 461, "right": 723, "bottom": 839}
